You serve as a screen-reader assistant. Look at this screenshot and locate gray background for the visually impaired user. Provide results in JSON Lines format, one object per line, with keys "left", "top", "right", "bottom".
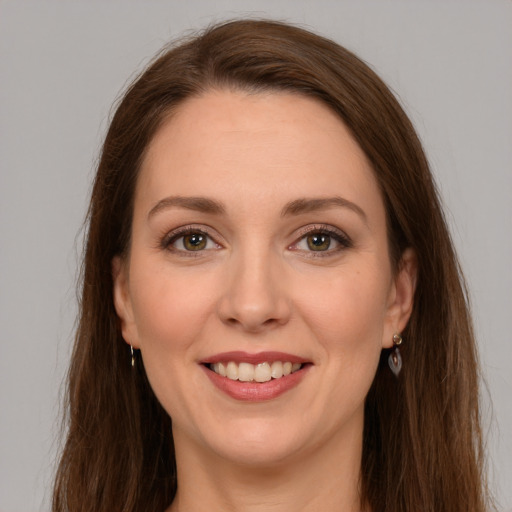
{"left": 1, "top": 1, "right": 511, "bottom": 510}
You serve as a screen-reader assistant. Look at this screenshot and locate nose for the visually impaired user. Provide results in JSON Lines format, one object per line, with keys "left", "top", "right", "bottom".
{"left": 216, "top": 248, "right": 291, "bottom": 333}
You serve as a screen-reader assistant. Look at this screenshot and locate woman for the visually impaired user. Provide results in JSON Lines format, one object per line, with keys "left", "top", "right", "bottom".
{"left": 53, "top": 19, "right": 490, "bottom": 512}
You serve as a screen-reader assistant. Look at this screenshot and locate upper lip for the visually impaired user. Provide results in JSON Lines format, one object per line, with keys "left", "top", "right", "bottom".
{"left": 202, "top": 351, "right": 309, "bottom": 365}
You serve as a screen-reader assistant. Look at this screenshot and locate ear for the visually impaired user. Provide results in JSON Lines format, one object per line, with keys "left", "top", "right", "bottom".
{"left": 112, "top": 256, "right": 140, "bottom": 349}
{"left": 382, "top": 248, "right": 417, "bottom": 348}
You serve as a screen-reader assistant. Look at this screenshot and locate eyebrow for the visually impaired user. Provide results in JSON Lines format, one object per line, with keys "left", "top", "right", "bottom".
{"left": 281, "top": 197, "right": 367, "bottom": 224}
{"left": 147, "top": 195, "right": 367, "bottom": 224}
{"left": 147, "top": 196, "right": 225, "bottom": 219}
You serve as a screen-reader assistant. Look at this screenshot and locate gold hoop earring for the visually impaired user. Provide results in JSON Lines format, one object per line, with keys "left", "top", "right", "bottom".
{"left": 388, "top": 333, "right": 403, "bottom": 377}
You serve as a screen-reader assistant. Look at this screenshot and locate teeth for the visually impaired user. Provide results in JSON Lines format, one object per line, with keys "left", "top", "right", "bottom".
{"left": 238, "top": 362, "right": 254, "bottom": 382}
{"left": 254, "top": 362, "right": 272, "bottom": 382}
{"left": 212, "top": 362, "right": 227, "bottom": 377}
{"left": 271, "top": 361, "right": 283, "bottom": 379}
{"left": 226, "top": 361, "right": 238, "bottom": 380}
{"left": 210, "top": 361, "right": 303, "bottom": 382}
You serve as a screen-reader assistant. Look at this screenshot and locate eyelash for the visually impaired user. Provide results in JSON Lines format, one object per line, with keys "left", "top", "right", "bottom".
{"left": 161, "top": 224, "right": 352, "bottom": 257}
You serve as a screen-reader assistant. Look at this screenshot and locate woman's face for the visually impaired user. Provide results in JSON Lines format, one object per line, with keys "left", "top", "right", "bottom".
{"left": 114, "top": 90, "right": 415, "bottom": 466}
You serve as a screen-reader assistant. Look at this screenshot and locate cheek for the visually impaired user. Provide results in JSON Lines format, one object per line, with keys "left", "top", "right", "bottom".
{"left": 128, "top": 264, "right": 221, "bottom": 416}
{"left": 282, "top": 266, "right": 389, "bottom": 435}
{"left": 294, "top": 265, "right": 390, "bottom": 347}
{"left": 130, "top": 267, "right": 216, "bottom": 351}
{"left": 294, "top": 264, "right": 389, "bottom": 400}
{"left": 127, "top": 254, "right": 231, "bottom": 399}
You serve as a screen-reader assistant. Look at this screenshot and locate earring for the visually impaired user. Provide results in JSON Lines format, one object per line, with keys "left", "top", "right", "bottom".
{"left": 388, "top": 333, "right": 403, "bottom": 377}
{"left": 130, "top": 345, "right": 135, "bottom": 367}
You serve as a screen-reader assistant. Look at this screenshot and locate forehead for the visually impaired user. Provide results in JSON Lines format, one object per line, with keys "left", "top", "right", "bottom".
{"left": 137, "top": 90, "right": 383, "bottom": 221}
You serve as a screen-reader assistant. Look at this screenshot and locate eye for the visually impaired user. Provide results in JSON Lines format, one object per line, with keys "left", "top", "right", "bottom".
{"left": 164, "top": 228, "right": 220, "bottom": 253}
{"left": 291, "top": 226, "right": 352, "bottom": 255}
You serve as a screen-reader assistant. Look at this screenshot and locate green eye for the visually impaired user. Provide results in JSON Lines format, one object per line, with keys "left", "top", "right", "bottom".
{"left": 306, "top": 233, "right": 331, "bottom": 251}
{"left": 182, "top": 233, "right": 207, "bottom": 251}
{"left": 164, "top": 227, "right": 220, "bottom": 254}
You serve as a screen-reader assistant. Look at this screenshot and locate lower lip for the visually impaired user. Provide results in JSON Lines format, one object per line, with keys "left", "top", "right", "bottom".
{"left": 202, "top": 364, "right": 310, "bottom": 402}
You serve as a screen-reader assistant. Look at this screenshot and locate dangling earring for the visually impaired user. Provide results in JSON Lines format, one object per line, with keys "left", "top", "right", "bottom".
{"left": 388, "top": 333, "right": 403, "bottom": 377}
{"left": 130, "top": 345, "right": 135, "bottom": 367}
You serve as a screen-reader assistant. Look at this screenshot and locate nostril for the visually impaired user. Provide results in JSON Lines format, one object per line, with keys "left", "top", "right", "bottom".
{"left": 222, "top": 313, "right": 281, "bottom": 332}
{"left": 216, "top": 285, "right": 292, "bottom": 332}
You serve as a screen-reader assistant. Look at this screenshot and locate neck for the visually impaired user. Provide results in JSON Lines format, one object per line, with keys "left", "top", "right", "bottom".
{"left": 167, "top": 420, "right": 366, "bottom": 512}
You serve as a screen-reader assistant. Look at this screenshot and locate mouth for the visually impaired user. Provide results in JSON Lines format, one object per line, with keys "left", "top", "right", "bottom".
{"left": 201, "top": 351, "right": 311, "bottom": 401}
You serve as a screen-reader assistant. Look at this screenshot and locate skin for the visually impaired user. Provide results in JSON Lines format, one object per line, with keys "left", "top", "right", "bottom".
{"left": 113, "top": 90, "right": 416, "bottom": 512}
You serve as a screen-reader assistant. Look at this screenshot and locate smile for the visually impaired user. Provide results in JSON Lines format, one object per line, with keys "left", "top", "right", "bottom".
{"left": 209, "top": 361, "right": 302, "bottom": 382}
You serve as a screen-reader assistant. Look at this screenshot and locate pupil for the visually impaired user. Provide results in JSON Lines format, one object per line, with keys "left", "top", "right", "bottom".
{"left": 308, "top": 234, "right": 330, "bottom": 251}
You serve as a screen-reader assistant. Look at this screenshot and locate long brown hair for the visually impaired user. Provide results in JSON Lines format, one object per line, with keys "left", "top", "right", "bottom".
{"left": 53, "top": 19, "right": 490, "bottom": 512}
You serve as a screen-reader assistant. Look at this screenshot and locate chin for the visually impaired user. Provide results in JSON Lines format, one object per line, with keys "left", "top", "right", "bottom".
{"left": 211, "top": 431, "right": 307, "bottom": 468}
{"left": 175, "top": 413, "right": 311, "bottom": 469}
